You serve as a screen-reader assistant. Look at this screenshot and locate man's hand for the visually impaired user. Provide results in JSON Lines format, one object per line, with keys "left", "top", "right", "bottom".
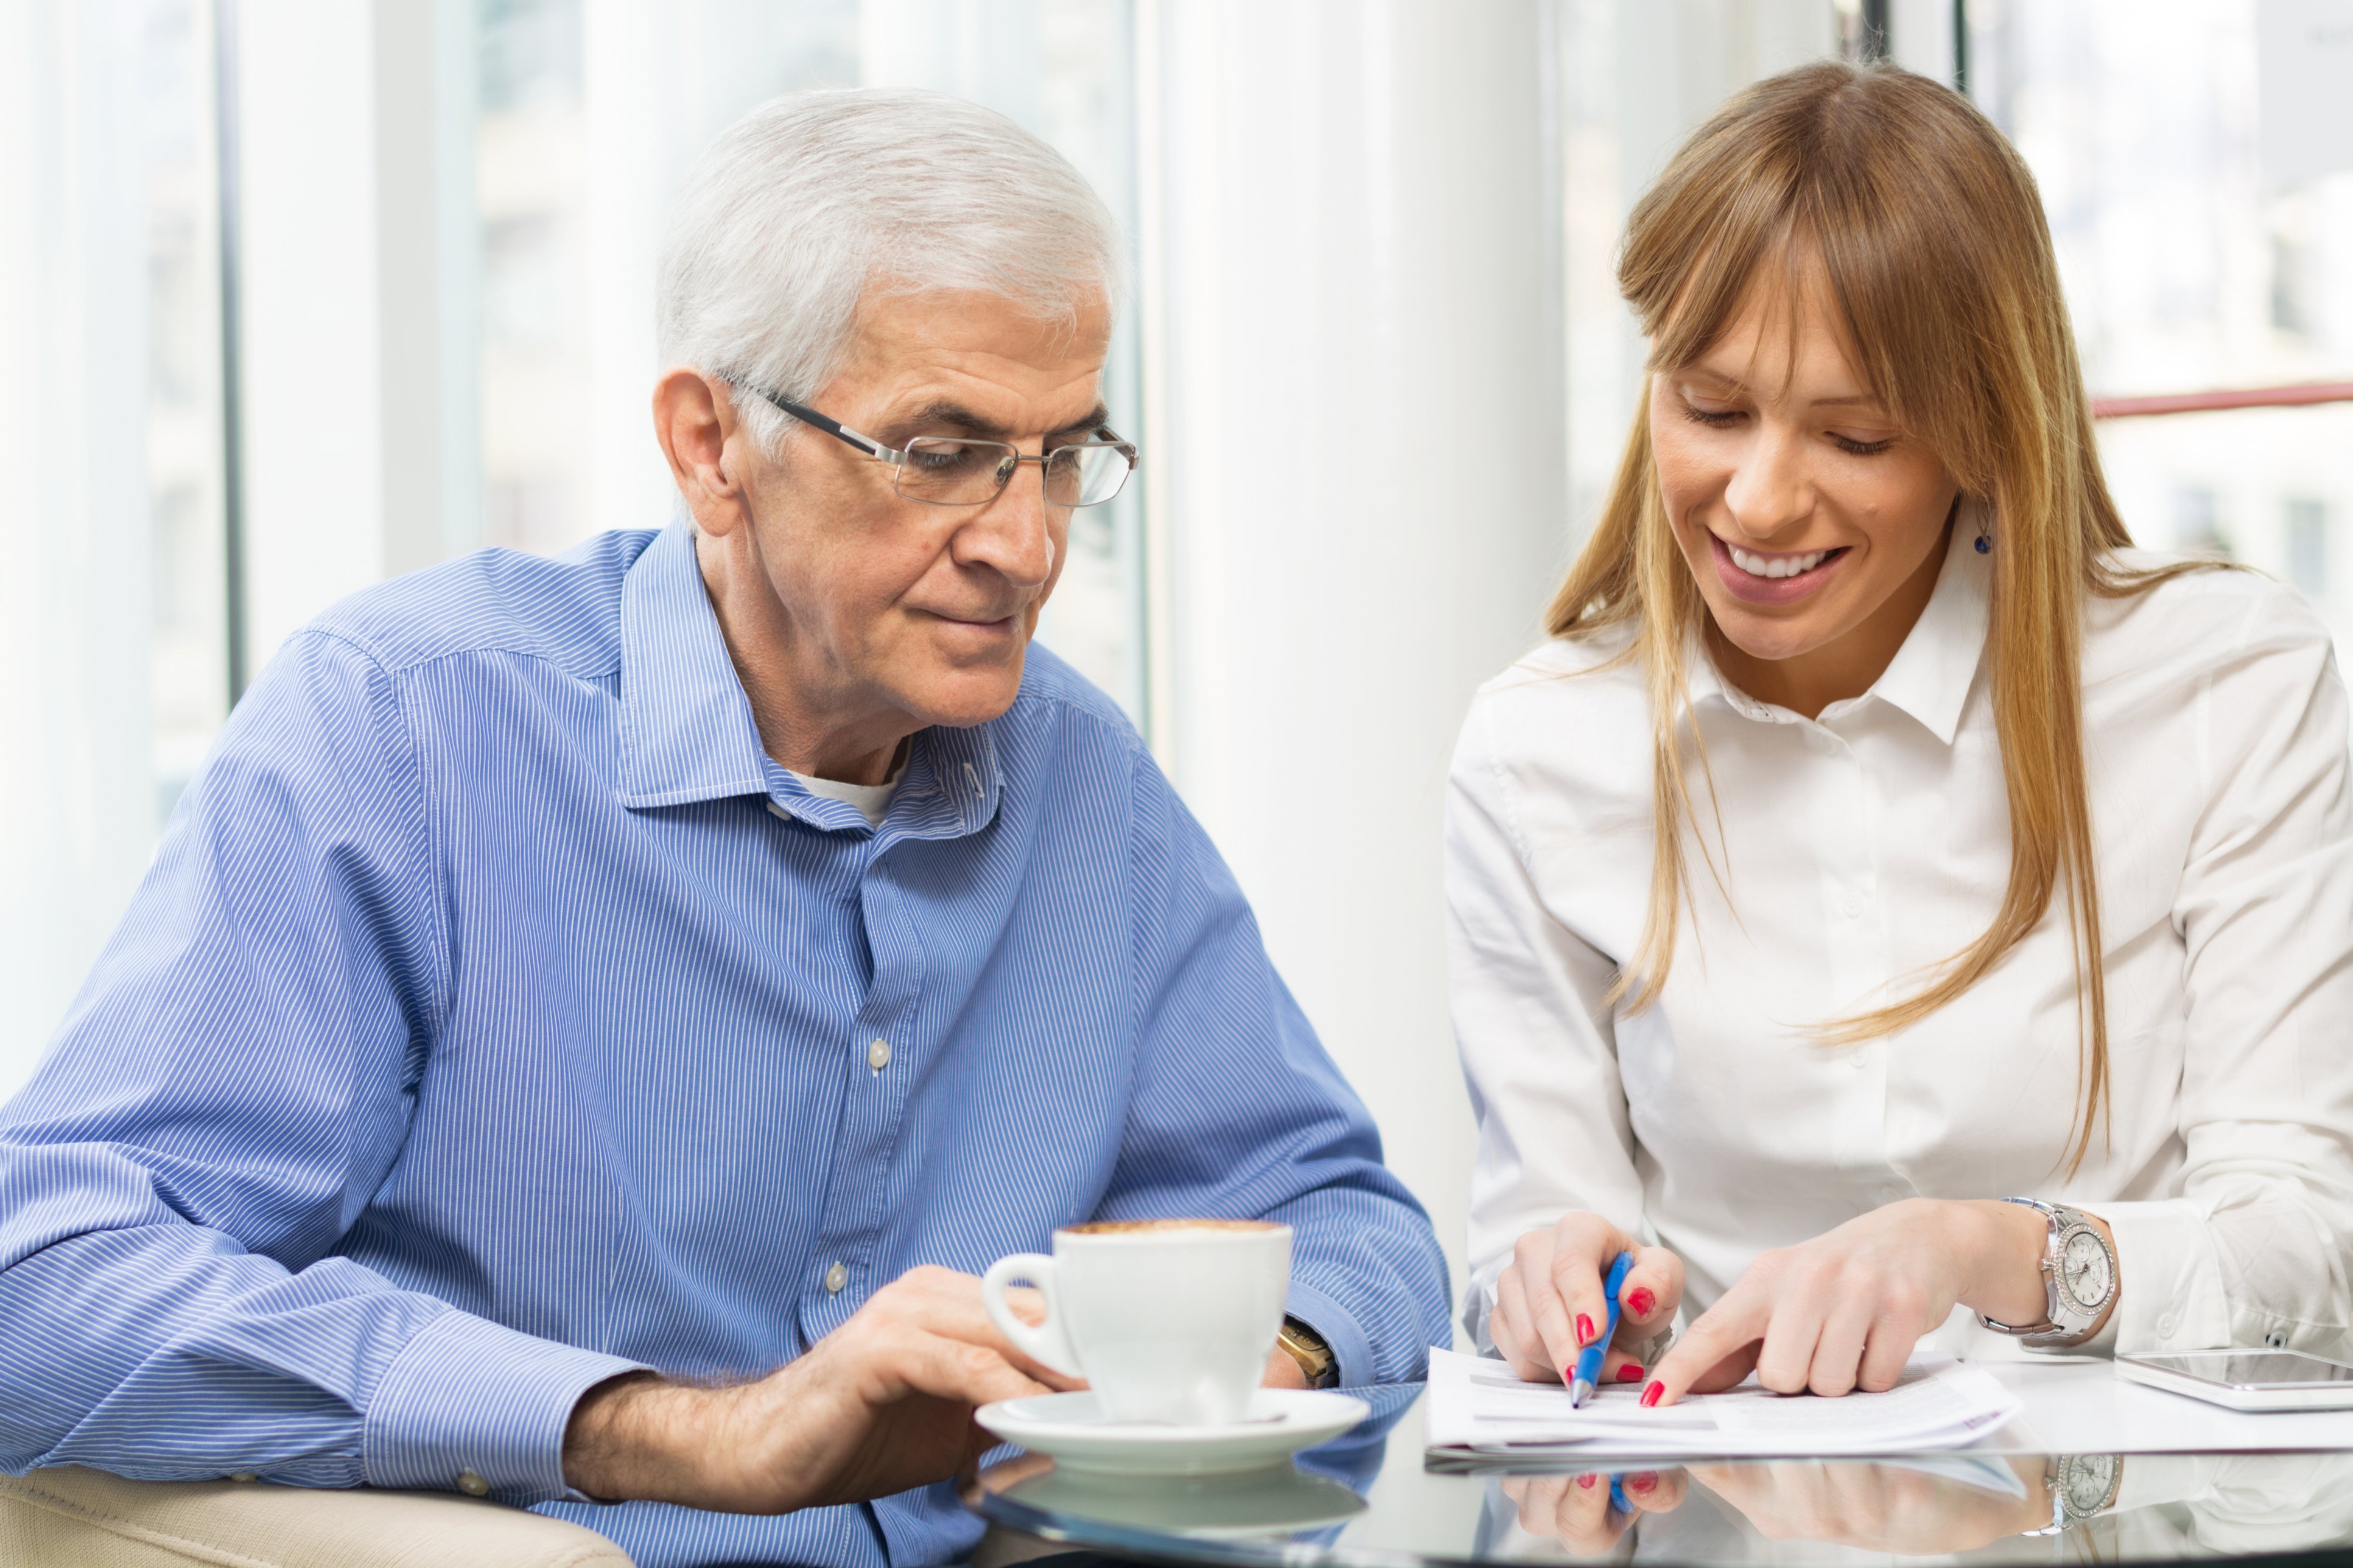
{"left": 562, "top": 1265, "right": 1079, "bottom": 1513}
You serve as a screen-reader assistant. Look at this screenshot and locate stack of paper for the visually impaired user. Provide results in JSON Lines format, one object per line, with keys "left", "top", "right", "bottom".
{"left": 1424, "top": 1347, "right": 2021, "bottom": 1458}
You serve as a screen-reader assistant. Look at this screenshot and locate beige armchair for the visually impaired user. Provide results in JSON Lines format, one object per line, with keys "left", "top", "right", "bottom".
{"left": 0, "top": 1466, "right": 631, "bottom": 1567}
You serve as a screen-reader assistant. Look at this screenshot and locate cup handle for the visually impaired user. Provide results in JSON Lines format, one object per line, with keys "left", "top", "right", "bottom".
{"left": 981, "top": 1252, "right": 1081, "bottom": 1377}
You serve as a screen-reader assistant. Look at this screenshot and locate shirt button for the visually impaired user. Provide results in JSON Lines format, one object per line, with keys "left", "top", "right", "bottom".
{"left": 229, "top": 1472, "right": 258, "bottom": 1483}
{"left": 2158, "top": 1313, "right": 2177, "bottom": 1338}
{"left": 766, "top": 800, "right": 787, "bottom": 819}
{"left": 457, "top": 1471, "right": 489, "bottom": 1497}
{"left": 1806, "top": 729, "right": 1838, "bottom": 754}
{"left": 824, "top": 1261, "right": 848, "bottom": 1294}
{"left": 867, "top": 1038, "right": 892, "bottom": 1071}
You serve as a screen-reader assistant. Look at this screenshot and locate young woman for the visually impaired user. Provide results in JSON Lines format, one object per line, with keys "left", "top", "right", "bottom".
{"left": 1448, "top": 60, "right": 2353, "bottom": 1413}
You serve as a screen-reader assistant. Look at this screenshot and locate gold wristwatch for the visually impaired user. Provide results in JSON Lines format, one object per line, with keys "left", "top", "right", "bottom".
{"left": 1277, "top": 1317, "right": 1339, "bottom": 1388}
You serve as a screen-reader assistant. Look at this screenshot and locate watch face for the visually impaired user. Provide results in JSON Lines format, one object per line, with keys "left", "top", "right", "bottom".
{"left": 2063, "top": 1454, "right": 2119, "bottom": 1516}
{"left": 2061, "top": 1229, "right": 2113, "bottom": 1309}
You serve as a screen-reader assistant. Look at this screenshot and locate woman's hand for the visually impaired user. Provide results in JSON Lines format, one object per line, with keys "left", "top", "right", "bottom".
{"left": 1490, "top": 1213, "right": 1684, "bottom": 1387}
{"left": 1643, "top": 1198, "right": 2081, "bottom": 1404}
{"left": 1689, "top": 1458, "right": 2051, "bottom": 1551}
{"left": 1499, "top": 1468, "right": 1688, "bottom": 1556}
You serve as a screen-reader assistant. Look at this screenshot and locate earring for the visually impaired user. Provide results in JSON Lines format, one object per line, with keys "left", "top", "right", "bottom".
{"left": 1974, "top": 526, "right": 1991, "bottom": 555}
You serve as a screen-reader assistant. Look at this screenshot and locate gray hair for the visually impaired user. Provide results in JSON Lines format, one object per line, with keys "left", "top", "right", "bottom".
{"left": 657, "top": 88, "right": 1124, "bottom": 458}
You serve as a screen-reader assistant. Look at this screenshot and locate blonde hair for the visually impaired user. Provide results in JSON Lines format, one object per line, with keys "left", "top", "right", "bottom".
{"left": 1551, "top": 60, "right": 2207, "bottom": 1171}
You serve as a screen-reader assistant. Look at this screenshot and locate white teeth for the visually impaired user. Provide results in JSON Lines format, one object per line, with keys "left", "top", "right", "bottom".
{"left": 1728, "top": 545, "right": 1828, "bottom": 579}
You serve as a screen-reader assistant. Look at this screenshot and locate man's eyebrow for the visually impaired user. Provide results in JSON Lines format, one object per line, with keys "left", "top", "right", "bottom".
{"left": 879, "top": 400, "right": 1112, "bottom": 442}
{"left": 1048, "top": 404, "right": 1112, "bottom": 438}
{"left": 885, "top": 401, "right": 1010, "bottom": 439}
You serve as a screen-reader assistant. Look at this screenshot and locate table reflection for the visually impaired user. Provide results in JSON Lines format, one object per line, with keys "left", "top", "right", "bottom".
{"left": 1479, "top": 1452, "right": 2353, "bottom": 1564}
{"left": 970, "top": 1384, "right": 2353, "bottom": 1567}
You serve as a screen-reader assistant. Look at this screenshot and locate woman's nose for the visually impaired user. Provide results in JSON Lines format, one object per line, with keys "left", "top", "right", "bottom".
{"left": 1720, "top": 424, "right": 1814, "bottom": 540}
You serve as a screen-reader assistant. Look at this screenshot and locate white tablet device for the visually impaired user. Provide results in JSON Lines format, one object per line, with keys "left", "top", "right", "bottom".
{"left": 2116, "top": 1349, "right": 2353, "bottom": 1411}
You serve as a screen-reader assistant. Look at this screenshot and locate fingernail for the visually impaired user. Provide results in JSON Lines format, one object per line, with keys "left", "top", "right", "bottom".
{"left": 1641, "top": 1381, "right": 1664, "bottom": 1407}
{"left": 1576, "top": 1313, "right": 1596, "bottom": 1345}
{"left": 1630, "top": 1472, "right": 1658, "bottom": 1495}
{"left": 1627, "top": 1287, "right": 1656, "bottom": 1319}
{"left": 1617, "top": 1362, "right": 1645, "bottom": 1383}
{"left": 1577, "top": 1472, "right": 1597, "bottom": 1489}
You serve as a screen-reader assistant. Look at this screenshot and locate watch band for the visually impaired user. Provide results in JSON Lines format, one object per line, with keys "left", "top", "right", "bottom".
{"left": 1976, "top": 1198, "right": 2116, "bottom": 1349}
{"left": 1277, "top": 1316, "right": 1340, "bottom": 1389}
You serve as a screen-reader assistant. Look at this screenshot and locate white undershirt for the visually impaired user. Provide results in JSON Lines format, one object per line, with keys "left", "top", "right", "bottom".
{"left": 1447, "top": 524, "right": 2353, "bottom": 1365}
{"left": 786, "top": 760, "right": 903, "bottom": 828}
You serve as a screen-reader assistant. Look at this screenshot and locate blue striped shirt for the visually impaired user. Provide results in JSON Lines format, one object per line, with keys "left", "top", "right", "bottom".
{"left": 0, "top": 524, "right": 1449, "bottom": 1568}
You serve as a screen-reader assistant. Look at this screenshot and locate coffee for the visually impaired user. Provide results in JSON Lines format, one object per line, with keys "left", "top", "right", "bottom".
{"left": 983, "top": 1220, "right": 1292, "bottom": 1426}
{"left": 1061, "top": 1218, "right": 1282, "bottom": 1236}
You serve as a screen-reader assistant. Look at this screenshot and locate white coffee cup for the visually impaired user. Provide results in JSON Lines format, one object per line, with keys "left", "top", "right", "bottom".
{"left": 982, "top": 1219, "right": 1292, "bottom": 1426}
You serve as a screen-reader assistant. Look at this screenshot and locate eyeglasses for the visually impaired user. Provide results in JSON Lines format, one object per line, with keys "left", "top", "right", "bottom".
{"left": 731, "top": 380, "right": 1138, "bottom": 509}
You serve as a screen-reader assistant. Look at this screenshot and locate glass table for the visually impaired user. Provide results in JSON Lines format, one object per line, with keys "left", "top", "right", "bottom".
{"left": 966, "top": 1384, "right": 2353, "bottom": 1566}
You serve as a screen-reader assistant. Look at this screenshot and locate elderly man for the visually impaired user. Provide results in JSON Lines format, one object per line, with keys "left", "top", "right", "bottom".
{"left": 0, "top": 91, "right": 1448, "bottom": 1567}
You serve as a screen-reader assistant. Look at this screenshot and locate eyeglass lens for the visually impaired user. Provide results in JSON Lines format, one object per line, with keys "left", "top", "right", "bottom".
{"left": 896, "top": 438, "right": 1132, "bottom": 508}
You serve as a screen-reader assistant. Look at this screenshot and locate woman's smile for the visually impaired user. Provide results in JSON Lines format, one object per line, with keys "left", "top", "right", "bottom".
{"left": 1707, "top": 531, "right": 1853, "bottom": 606}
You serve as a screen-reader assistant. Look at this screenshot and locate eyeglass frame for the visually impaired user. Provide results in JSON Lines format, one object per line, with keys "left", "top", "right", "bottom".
{"left": 726, "top": 377, "right": 1139, "bottom": 508}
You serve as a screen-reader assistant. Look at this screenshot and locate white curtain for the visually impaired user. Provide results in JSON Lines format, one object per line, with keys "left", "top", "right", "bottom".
{"left": 0, "top": 0, "right": 163, "bottom": 1095}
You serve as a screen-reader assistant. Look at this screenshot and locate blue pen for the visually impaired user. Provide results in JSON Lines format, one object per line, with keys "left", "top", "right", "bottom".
{"left": 1570, "top": 1250, "right": 1635, "bottom": 1408}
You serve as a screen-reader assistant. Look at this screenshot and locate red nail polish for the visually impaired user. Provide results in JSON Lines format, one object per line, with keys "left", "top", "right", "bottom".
{"left": 1576, "top": 1313, "right": 1596, "bottom": 1345}
{"left": 1627, "top": 1287, "right": 1656, "bottom": 1319}
{"left": 1641, "top": 1381, "right": 1664, "bottom": 1407}
{"left": 1617, "top": 1362, "right": 1645, "bottom": 1383}
{"left": 1630, "top": 1472, "right": 1658, "bottom": 1494}
{"left": 1577, "top": 1472, "right": 1597, "bottom": 1489}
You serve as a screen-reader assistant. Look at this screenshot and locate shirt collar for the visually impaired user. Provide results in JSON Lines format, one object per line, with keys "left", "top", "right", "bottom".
{"left": 1853, "top": 508, "right": 1990, "bottom": 746}
{"left": 615, "top": 522, "right": 1005, "bottom": 838}
{"left": 1686, "top": 505, "right": 1990, "bottom": 746}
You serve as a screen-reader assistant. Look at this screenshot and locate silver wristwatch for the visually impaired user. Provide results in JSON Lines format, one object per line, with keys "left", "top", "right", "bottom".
{"left": 1976, "top": 1198, "right": 2117, "bottom": 1349}
{"left": 2025, "top": 1453, "right": 2123, "bottom": 1535}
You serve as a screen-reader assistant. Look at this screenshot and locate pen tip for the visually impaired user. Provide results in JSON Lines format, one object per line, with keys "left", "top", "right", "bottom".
{"left": 1569, "top": 1377, "right": 1594, "bottom": 1409}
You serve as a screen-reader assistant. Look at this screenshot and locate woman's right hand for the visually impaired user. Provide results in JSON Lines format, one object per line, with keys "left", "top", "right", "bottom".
{"left": 1490, "top": 1213, "right": 1685, "bottom": 1386}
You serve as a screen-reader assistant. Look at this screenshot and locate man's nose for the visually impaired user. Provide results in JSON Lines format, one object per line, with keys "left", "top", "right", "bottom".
{"left": 958, "top": 460, "right": 1057, "bottom": 588}
{"left": 1719, "top": 422, "right": 1814, "bottom": 541}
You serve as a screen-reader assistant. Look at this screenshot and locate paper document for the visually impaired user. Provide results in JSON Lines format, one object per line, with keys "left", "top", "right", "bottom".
{"left": 1424, "top": 1347, "right": 2020, "bottom": 1458}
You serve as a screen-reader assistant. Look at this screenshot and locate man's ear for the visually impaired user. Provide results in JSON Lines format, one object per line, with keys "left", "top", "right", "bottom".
{"left": 651, "top": 368, "right": 752, "bottom": 537}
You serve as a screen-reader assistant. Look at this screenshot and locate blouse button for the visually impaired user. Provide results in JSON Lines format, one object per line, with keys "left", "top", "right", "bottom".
{"left": 457, "top": 1471, "right": 489, "bottom": 1497}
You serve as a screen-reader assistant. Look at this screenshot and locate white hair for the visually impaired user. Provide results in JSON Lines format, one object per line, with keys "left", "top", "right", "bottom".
{"left": 657, "top": 88, "right": 1124, "bottom": 458}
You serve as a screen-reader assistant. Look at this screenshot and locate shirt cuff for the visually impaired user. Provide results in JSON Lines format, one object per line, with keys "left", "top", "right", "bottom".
{"left": 361, "top": 1306, "right": 650, "bottom": 1503}
{"left": 1285, "top": 1278, "right": 1373, "bottom": 1388}
{"left": 2083, "top": 1198, "right": 2230, "bottom": 1355}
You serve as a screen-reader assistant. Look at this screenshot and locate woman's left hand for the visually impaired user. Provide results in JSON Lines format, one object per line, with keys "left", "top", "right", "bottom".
{"left": 1643, "top": 1198, "right": 2070, "bottom": 1404}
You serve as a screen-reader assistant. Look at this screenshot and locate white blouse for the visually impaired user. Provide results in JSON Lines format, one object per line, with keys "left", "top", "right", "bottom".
{"left": 1447, "top": 527, "right": 2353, "bottom": 1361}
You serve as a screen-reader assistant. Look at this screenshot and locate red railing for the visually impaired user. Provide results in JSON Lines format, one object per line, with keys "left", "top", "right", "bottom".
{"left": 2091, "top": 381, "right": 2353, "bottom": 419}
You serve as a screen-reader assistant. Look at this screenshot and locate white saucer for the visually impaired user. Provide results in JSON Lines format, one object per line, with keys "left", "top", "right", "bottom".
{"left": 990, "top": 1464, "right": 1368, "bottom": 1538}
{"left": 976, "top": 1388, "right": 1372, "bottom": 1476}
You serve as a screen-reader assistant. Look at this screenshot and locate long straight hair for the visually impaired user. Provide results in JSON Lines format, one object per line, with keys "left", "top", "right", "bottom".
{"left": 1551, "top": 61, "right": 2207, "bottom": 1171}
